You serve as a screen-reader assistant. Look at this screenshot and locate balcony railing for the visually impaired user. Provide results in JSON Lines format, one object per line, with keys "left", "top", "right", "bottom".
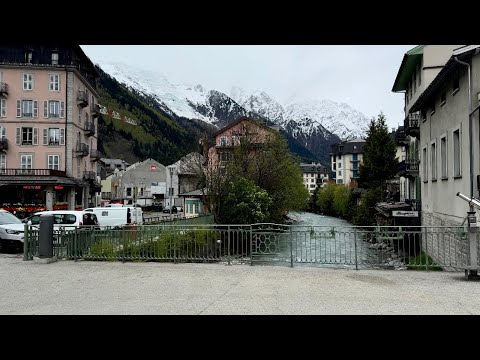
{"left": 83, "top": 171, "right": 96, "bottom": 181}
{"left": 77, "top": 91, "right": 89, "bottom": 108}
{"left": 0, "top": 82, "right": 8, "bottom": 97}
{"left": 404, "top": 112, "right": 420, "bottom": 138}
{"left": 0, "top": 138, "right": 7, "bottom": 151}
{"left": 75, "top": 143, "right": 89, "bottom": 156}
{"left": 91, "top": 104, "right": 100, "bottom": 118}
{"left": 398, "top": 158, "right": 420, "bottom": 178}
{"left": 395, "top": 130, "right": 409, "bottom": 145}
{"left": 405, "top": 198, "right": 422, "bottom": 211}
{"left": 0, "top": 168, "right": 66, "bottom": 176}
{"left": 84, "top": 120, "right": 95, "bottom": 136}
{"left": 90, "top": 149, "right": 101, "bottom": 160}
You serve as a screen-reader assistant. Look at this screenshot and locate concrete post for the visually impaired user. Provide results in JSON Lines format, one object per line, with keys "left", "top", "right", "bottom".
{"left": 45, "top": 186, "right": 54, "bottom": 211}
{"left": 67, "top": 187, "right": 76, "bottom": 210}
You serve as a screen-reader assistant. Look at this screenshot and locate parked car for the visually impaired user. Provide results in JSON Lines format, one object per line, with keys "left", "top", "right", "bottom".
{"left": 162, "top": 206, "right": 177, "bottom": 214}
{"left": 0, "top": 209, "right": 25, "bottom": 251}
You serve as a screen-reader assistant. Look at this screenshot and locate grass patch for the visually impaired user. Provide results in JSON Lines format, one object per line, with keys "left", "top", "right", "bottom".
{"left": 407, "top": 251, "right": 443, "bottom": 271}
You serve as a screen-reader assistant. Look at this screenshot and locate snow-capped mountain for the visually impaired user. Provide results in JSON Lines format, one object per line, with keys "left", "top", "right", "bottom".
{"left": 97, "top": 62, "right": 369, "bottom": 163}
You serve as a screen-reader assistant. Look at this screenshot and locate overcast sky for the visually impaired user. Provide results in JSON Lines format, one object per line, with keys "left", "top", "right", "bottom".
{"left": 81, "top": 45, "right": 414, "bottom": 129}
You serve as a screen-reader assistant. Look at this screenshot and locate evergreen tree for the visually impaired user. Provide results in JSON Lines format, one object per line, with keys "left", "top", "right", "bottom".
{"left": 358, "top": 112, "right": 398, "bottom": 199}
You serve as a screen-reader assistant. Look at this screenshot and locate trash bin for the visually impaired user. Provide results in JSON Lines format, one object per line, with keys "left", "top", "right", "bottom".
{"left": 38, "top": 214, "right": 54, "bottom": 258}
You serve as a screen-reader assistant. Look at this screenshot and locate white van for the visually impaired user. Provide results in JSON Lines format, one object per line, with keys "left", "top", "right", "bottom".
{"left": 83, "top": 206, "right": 143, "bottom": 229}
{"left": 28, "top": 210, "right": 99, "bottom": 231}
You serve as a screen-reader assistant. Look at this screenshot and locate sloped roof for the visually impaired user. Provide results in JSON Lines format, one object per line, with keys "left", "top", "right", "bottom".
{"left": 392, "top": 45, "right": 425, "bottom": 92}
{"left": 213, "top": 117, "right": 277, "bottom": 138}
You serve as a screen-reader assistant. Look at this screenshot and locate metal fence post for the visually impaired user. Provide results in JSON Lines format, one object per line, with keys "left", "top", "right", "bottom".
{"left": 424, "top": 226, "right": 428, "bottom": 271}
{"left": 227, "top": 226, "right": 231, "bottom": 265}
{"left": 290, "top": 226, "right": 294, "bottom": 268}
{"left": 23, "top": 223, "right": 29, "bottom": 261}
{"left": 250, "top": 225, "right": 253, "bottom": 266}
{"left": 173, "top": 226, "right": 177, "bottom": 264}
{"left": 354, "top": 227, "right": 358, "bottom": 270}
{"left": 74, "top": 229, "right": 78, "bottom": 262}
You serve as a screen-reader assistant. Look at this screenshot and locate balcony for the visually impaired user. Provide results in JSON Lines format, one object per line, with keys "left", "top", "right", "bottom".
{"left": 84, "top": 120, "right": 96, "bottom": 136}
{"left": 75, "top": 143, "right": 89, "bottom": 157}
{"left": 90, "top": 149, "right": 101, "bottom": 161}
{"left": 404, "top": 112, "right": 420, "bottom": 138}
{"left": 83, "top": 171, "right": 96, "bottom": 181}
{"left": 0, "top": 82, "right": 8, "bottom": 97}
{"left": 398, "top": 158, "right": 420, "bottom": 179}
{"left": 405, "top": 198, "right": 422, "bottom": 212}
{"left": 0, "top": 138, "right": 7, "bottom": 152}
{"left": 77, "top": 91, "right": 89, "bottom": 108}
{"left": 0, "top": 169, "right": 66, "bottom": 176}
{"left": 395, "top": 129, "right": 409, "bottom": 146}
{"left": 91, "top": 104, "right": 100, "bottom": 118}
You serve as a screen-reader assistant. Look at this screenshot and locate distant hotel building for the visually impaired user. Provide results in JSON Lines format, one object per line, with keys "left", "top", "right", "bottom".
{"left": 300, "top": 162, "right": 329, "bottom": 195}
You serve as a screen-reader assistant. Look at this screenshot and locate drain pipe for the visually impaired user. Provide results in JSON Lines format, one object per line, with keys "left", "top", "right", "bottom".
{"left": 454, "top": 57, "right": 473, "bottom": 212}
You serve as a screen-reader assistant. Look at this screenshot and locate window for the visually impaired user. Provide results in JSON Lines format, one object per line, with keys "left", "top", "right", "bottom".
{"left": 310, "top": 184, "right": 315, "bottom": 188}
{"left": 25, "top": 51, "right": 32, "bottom": 64}
{"left": 17, "top": 100, "right": 37, "bottom": 118}
{"left": 51, "top": 52, "right": 59, "bottom": 65}
{"left": 49, "top": 74, "right": 60, "bottom": 91}
{"left": 48, "top": 155, "right": 59, "bottom": 170}
{"left": 21, "top": 155, "right": 32, "bottom": 170}
{"left": 352, "top": 153, "right": 358, "bottom": 161}
{"left": 441, "top": 136, "right": 447, "bottom": 179}
{"left": 440, "top": 92, "right": 446, "bottom": 106}
{"left": 45, "top": 128, "right": 60, "bottom": 145}
{"left": 353, "top": 170, "right": 358, "bottom": 178}
{"left": 126, "top": 188, "right": 132, "bottom": 197}
{"left": 431, "top": 142, "right": 436, "bottom": 180}
{"left": 0, "top": 126, "right": 5, "bottom": 140}
{"left": 453, "top": 77, "right": 459, "bottom": 94}
{"left": 0, "top": 98, "right": 5, "bottom": 117}
{"left": 422, "top": 147, "right": 427, "bottom": 181}
{"left": 23, "top": 73, "right": 34, "bottom": 90}
{"left": 453, "top": 129, "right": 461, "bottom": 177}
{"left": 22, "top": 128, "right": 33, "bottom": 145}
{"left": 44, "top": 100, "right": 64, "bottom": 118}
{"left": 220, "top": 136, "right": 227, "bottom": 146}
{"left": 0, "top": 154, "right": 6, "bottom": 173}
{"left": 77, "top": 158, "right": 81, "bottom": 177}
{"left": 311, "top": 178, "right": 314, "bottom": 183}
{"left": 337, "top": 179, "right": 343, "bottom": 184}
{"left": 338, "top": 170, "right": 342, "bottom": 176}
{"left": 338, "top": 154, "right": 342, "bottom": 160}
{"left": 338, "top": 162, "right": 342, "bottom": 168}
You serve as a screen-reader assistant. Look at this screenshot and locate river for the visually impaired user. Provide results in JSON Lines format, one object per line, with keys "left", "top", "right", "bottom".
{"left": 253, "top": 211, "right": 389, "bottom": 268}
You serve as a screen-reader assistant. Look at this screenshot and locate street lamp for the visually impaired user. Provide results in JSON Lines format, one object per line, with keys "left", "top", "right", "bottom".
{"left": 169, "top": 167, "right": 174, "bottom": 221}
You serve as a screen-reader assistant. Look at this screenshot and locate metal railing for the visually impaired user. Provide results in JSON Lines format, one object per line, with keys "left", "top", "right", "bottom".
{"left": 75, "top": 143, "right": 89, "bottom": 156}
{"left": 90, "top": 149, "right": 101, "bottom": 160}
{"left": 91, "top": 104, "right": 100, "bottom": 117}
{"left": 84, "top": 120, "right": 95, "bottom": 136}
{"left": 0, "top": 138, "right": 8, "bottom": 151}
{"left": 0, "top": 168, "right": 66, "bottom": 176}
{"left": 77, "top": 91, "right": 88, "bottom": 106}
{"left": 0, "top": 82, "right": 7, "bottom": 95}
{"left": 23, "top": 224, "right": 474, "bottom": 271}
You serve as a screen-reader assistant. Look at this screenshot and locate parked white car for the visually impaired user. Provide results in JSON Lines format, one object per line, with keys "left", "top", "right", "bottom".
{"left": 0, "top": 209, "right": 25, "bottom": 250}
{"left": 83, "top": 206, "right": 143, "bottom": 229}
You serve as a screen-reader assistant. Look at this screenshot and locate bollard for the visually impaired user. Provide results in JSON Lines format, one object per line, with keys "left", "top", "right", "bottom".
{"left": 38, "top": 214, "right": 54, "bottom": 259}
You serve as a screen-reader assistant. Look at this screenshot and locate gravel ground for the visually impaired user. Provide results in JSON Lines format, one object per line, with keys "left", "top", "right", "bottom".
{"left": 1, "top": 252, "right": 480, "bottom": 315}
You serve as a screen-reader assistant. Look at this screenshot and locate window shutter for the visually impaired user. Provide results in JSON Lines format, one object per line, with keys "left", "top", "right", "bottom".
{"left": 44, "top": 101, "right": 48, "bottom": 118}
{"left": 0, "top": 99, "right": 5, "bottom": 117}
{"left": 31, "top": 74, "right": 34, "bottom": 90}
{"left": 60, "top": 128, "right": 65, "bottom": 145}
{"left": 58, "top": 75, "right": 61, "bottom": 91}
{"left": 0, "top": 127, "right": 5, "bottom": 140}
{"left": 60, "top": 101, "right": 65, "bottom": 118}
{"left": 43, "top": 128, "right": 48, "bottom": 145}
{"left": 33, "top": 100, "right": 38, "bottom": 118}
{"left": 16, "top": 100, "right": 21, "bottom": 117}
{"left": 33, "top": 128, "right": 38, "bottom": 145}
{"left": 16, "top": 128, "right": 21, "bottom": 145}
{"left": 0, "top": 154, "right": 5, "bottom": 170}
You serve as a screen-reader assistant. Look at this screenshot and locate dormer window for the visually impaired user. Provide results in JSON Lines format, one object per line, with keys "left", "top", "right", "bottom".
{"left": 51, "top": 51, "right": 59, "bottom": 65}
{"left": 25, "top": 51, "right": 33, "bottom": 64}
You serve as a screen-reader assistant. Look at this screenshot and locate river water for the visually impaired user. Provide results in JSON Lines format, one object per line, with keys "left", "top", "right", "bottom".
{"left": 253, "top": 211, "right": 387, "bottom": 268}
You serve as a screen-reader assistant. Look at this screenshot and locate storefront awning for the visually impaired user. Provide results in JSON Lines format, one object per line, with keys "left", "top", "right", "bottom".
{"left": 0, "top": 176, "right": 80, "bottom": 186}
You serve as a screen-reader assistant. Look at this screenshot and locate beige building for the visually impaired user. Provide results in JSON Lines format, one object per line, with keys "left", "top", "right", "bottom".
{"left": 300, "top": 162, "right": 329, "bottom": 195}
{"left": 408, "top": 45, "right": 480, "bottom": 227}
{"left": 330, "top": 139, "right": 365, "bottom": 187}
{"left": 392, "top": 45, "right": 463, "bottom": 216}
{"left": 0, "top": 45, "right": 100, "bottom": 215}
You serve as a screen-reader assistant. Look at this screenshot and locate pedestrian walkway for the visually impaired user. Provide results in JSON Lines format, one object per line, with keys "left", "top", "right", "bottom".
{"left": 1, "top": 253, "right": 479, "bottom": 314}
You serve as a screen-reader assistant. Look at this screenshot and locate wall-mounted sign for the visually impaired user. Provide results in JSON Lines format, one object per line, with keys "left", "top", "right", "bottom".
{"left": 54, "top": 186, "right": 64, "bottom": 190}
{"left": 23, "top": 185, "right": 42, "bottom": 190}
{"left": 392, "top": 210, "right": 419, "bottom": 217}
{"left": 151, "top": 165, "right": 157, "bottom": 171}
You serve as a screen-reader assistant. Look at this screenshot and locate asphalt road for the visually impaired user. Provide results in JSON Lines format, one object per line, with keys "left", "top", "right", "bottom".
{"left": 1, "top": 252, "right": 479, "bottom": 315}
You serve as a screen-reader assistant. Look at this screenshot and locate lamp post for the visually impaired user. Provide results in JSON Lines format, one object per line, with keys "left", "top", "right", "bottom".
{"left": 169, "top": 167, "right": 174, "bottom": 221}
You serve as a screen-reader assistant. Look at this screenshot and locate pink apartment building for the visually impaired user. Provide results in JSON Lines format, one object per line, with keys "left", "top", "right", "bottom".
{"left": 207, "top": 117, "right": 278, "bottom": 170}
{"left": 0, "top": 45, "right": 100, "bottom": 216}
